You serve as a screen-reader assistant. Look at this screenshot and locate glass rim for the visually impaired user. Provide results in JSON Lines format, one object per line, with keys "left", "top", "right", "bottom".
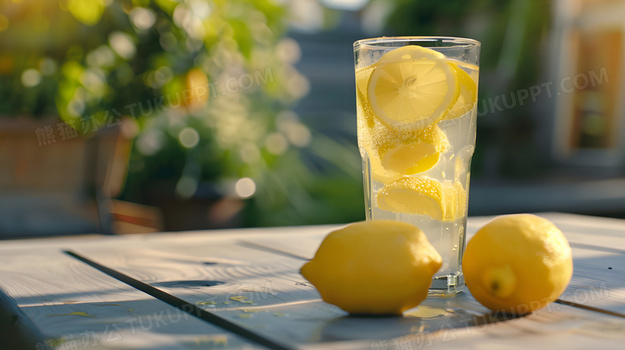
{"left": 353, "top": 36, "right": 480, "bottom": 49}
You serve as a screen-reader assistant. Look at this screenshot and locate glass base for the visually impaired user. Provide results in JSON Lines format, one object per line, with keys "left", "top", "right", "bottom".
{"left": 428, "top": 274, "right": 465, "bottom": 297}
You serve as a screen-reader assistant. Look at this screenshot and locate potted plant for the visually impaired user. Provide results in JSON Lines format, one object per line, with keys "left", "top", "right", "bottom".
{"left": 1, "top": 0, "right": 360, "bottom": 234}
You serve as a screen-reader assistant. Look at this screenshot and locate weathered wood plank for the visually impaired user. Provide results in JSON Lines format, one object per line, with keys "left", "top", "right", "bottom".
{"left": 0, "top": 288, "right": 46, "bottom": 349}
{"left": 68, "top": 224, "right": 625, "bottom": 349}
{"left": 0, "top": 247, "right": 259, "bottom": 349}
{"left": 511, "top": 214, "right": 625, "bottom": 315}
{"left": 560, "top": 245, "right": 625, "bottom": 315}
{"left": 1, "top": 213, "right": 624, "bottom": 349}
{"left": 248, "top": 214, "right": 625, "bottom": 315}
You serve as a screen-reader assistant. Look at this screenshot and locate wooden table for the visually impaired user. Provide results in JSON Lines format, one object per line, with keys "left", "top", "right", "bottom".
{"left": 1, "top": 213, "right": 624, "bottom": 349}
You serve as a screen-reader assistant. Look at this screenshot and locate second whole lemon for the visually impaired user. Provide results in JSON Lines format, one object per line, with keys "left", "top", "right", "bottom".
{"left": 462, "top": 214, "right": 573, "bottom": 315}
{"left": 300, "top": 220, "right": 442, "bottom": 315}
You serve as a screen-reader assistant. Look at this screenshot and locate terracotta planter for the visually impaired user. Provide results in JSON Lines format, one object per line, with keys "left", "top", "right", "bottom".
{"left": 0, "top": 117, "right": 138, "bottom": 237}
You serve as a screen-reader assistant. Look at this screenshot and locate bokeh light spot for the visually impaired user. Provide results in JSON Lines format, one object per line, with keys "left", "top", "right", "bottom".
{"left": 153, "top": 66, "right": 173, "bottom": 87}
{"left": 67, "top": 0, "right": 106, "bottom": 26}
{"left": 276, "top": 38, "right": 301, "bottom": 64}
{"left": 265, "top": 132, "right": 289, "bottom": 155}
{"left": 109, "top": 32, "right": 136, "bottom": 60}
{"left": 67, "top": 96, "right": 85, "bottom": 117}
{"left": 137, "top": 129, "right": 166, "bottom": 156}
{"left": 235, "top": 177, "right": 256, "bottom": 199}
{"left": 130, "top": 7, "right": 156, "bottom": 30}
{"left": 159, "top": 32, "right": 177, "bottom": 51}
{"left": 240, "top": 143, "right": 261, "bottom": 164}
{"left": 86, "top": 45, "right": 115, "bottom": 68}
{"left": 179, "top": 127, "right": 200, "bottom": 148}
{"left": 21, "top": 69, "right": 41, "bottom": 87}
{"left": 176, "top": 176, "right": 198, "bottom": 198}
{"left": 39, "top": 58, "right": 57, "bottom": 75}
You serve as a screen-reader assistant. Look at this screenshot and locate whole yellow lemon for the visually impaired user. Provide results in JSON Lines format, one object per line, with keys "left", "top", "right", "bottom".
{"left": 462, "top": 214, "right": 573, "bottom": 314}
{"left": 300, "top": 220, "right": 442, "bottom": 315}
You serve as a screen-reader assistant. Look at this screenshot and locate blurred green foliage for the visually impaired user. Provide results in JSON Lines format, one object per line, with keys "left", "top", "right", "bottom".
{"left": 386, "top": 0, "right": 550, "bottom": 94}
{"left": 385, "top": 0, "right": 552, "bottom": 178}
{"left": 0, "top": 0, "right": 363, "bottom": 228}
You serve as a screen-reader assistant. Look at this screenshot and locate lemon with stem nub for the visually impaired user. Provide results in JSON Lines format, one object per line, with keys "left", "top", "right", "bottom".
{"left": 462, "top": 214, "right": 573, "bottom": 315}
{"left": 300, "top": 220, "right": 442, "bottom": 315}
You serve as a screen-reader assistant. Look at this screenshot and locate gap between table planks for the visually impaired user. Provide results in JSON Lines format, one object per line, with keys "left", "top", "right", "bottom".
{"left": 65, "top": 213, "right": 625, "bottom": 349}
{"left": 244, "top": 213, "right": 625, "bottom": 315}
{"left": 0, "top": 247, "right": 261, "bottom": 349}
{"left": 1, "top": 213, "right": 624, "bottom": 349}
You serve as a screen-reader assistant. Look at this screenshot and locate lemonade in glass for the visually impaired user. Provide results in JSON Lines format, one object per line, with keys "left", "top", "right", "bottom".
{"left": 353, "top": 37, "right": 480, "bottom": 296}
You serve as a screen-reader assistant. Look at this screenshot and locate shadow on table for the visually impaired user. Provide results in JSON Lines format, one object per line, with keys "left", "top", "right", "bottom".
{"left": 318, "top": 295, "right": 527, "bottom": 343}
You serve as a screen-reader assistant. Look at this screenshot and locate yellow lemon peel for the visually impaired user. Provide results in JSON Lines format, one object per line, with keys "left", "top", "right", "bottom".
{"left": 463, "top": 214, "right": 573, "bottom": 314}
{"left": 301, "top": 220, "right": 442, "bottom": 315}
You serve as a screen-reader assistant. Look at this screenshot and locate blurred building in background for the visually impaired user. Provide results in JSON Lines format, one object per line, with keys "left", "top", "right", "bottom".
{"left": 551, "top": 0, "right": 625, "bottom": 169}
{"left": 1, "top": 0, "right": 625, "bottom": 238}
{"left": 291, "top": 0, "right": 625, "bottom": 218}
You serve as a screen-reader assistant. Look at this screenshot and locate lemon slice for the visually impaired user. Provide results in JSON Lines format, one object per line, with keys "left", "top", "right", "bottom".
{"left": 367, "top": 150, "right": 395, "bottom": 184}
{"left": 362, "top": 125, "right": 449, "bottom": 183}
{"left": 377, "top": 176, "right": 445, "bottom": 220}
{"left": 445, "top": 62, "right": 478, "bottom": 120}
{"left": 367, "top": 46, "right": 459, "bottom": 132}
{"left": 379, "top": 44, "right": 445, "bottom": 62}
{"left": 444, "top": 181, "right": 467, "bottom": 221}
{"left": 377, "top": 177, "right": 465, "bottom": 221}
{"left": 376, "top": 124, "right": 449, "bottom": 176}
{"left": 356, "top": 85, "right": 377, "bottom": 130}
{"left": 356, "top": 64, "right": 375, "bottom": 97}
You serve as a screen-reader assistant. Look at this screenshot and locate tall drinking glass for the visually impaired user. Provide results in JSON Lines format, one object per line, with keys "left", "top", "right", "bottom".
{"left": 354, "top": 37, "right": 480, "bottom": 296}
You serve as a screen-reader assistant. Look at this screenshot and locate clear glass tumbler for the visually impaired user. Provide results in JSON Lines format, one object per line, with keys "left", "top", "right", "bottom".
{"left": 354, "top": 37, "right": 480, "bottom": 296}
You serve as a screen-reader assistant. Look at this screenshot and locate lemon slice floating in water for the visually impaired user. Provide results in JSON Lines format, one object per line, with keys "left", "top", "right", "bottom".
{"left": 377, "top": 176, "right": 445, "bottom": 220}
{"left": 444, "top": 180, "right": 467, "bottom": 221}
{"left": 445, "top": 62, "right": 478, "bottom": 120}
{"left": 377, "top": 177, "right": 466, "bottom": 221}
{"left": 367, "top": 46, "right": 460, "bottom": 132}
{"left": 376, "top": 124, "right": 450, "bottom": 176}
